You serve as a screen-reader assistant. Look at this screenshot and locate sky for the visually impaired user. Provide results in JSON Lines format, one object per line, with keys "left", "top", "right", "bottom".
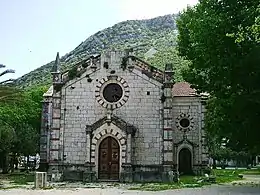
{"left": 0, "top": 0, "right": 198, "bottom": 80}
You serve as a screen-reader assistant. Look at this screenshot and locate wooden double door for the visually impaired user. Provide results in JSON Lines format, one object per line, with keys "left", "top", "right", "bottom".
{"left": 98, "top": 136, "right": 120, "bottom": 180}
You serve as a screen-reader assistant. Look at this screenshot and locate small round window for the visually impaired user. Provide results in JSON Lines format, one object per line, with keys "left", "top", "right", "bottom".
{"left": 179, "top": 118, "right": 190, "bottom": 128}
{"left": 103, "top": 83, "right": 123, "bottom": 103}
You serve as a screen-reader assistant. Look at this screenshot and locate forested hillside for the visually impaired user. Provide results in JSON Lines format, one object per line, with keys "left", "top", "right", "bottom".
{"left": 14, "top": 14, "right": 189, "bottom": 88}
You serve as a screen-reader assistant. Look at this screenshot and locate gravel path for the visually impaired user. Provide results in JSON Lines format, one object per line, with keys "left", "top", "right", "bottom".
{"left": 1, "top": 186, "right": 260, "bottom": 195}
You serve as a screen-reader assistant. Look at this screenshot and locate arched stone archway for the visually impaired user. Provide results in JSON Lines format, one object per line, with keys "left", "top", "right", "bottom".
{"left": 98, "top": 136, "right": 120, "bottom": 180}
{"left": 85, "top": 116, "right": 137, "bottom": 181}
{"left": 178, "top": 148, "right": 192, "bottom": 175}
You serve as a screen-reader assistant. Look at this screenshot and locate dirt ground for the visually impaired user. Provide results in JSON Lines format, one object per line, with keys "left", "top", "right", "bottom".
{"left": 1, "top": 186, "right": 260, "bottom": 195}
{"left": 1, "top": 174, "right": 260, "bottom": 195}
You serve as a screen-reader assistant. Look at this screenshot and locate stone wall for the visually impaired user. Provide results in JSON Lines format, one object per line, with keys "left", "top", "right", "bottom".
{"left": 172, "top": 96, "right": 208, "bottom": 174}
{"left": 43, "top": 51, "right": 208, "bottom": 182}
{"left": 59, "top": 51, "right": 164, "bottom": 180}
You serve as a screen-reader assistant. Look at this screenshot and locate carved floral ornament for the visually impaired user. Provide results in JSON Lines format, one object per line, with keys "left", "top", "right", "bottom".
{"left": 95, "top": 76, "right": 130, "bottom": 110}
{"left": 176, "top": 113, "right": 195, "bottom": 132}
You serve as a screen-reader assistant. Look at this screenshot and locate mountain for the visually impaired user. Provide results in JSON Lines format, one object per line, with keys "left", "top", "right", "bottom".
{"left": 14, "top": 14, "right": 189, "bottom": 88}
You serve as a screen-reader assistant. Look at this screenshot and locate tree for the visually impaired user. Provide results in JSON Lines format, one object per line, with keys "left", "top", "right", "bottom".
{"left": 0, "top": 64, "right": 19, "bottom": 102}
{"left": 145, "top": 46, "right": 190, "bottom": 81}
{"left": 0, "top": 86, "right": 47, "bottom": 173}
{"left": 227, "top": 5, "right": 260, "bottom": 44}
{"left": 177, "top": 0, "right": 260, "bottom": 152}
{"left": 0, "top": 121, "right": 16, "bottom": 173}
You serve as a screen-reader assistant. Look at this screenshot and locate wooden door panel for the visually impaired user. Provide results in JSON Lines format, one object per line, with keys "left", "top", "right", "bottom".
{"left": 111, "top": 139, "right": 118, "bottom": 148}
{"left": 99, "top": 173, "right": 109, "bottom": 180}
{"left": 111, "top": 149, "right": 119, "bottom": 161}
{"left": 98, "top": 136, "right": 120, "bottom": 180}
{"left": 111, "top": 164, "right": 119, "bottom": 172}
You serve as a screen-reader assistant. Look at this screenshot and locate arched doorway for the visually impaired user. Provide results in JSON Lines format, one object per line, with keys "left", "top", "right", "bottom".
{"left": 98, "top": 136, "right": 120, "bottom": 180}
{"left": 178, "top": 148, "right": 192, "bottom": 175}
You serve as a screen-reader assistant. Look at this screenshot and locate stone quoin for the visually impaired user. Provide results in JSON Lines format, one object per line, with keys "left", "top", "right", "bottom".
{"left": 39, "top": 50, "right": 209, "bottom": 182}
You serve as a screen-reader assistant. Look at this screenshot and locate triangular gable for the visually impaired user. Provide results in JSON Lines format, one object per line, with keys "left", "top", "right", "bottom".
{"left": 61, "top": 54, "right": 101, "bottom": 85}
{"left": 59, "top": 52, "right": 165, "bottom": 86}
{"left": 129, "top": 55, "right": 164, "bottom": 83}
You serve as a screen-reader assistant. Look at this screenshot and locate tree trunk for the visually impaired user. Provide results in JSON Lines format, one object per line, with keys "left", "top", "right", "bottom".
{"left": 25, "top": 155, "right": 29, "bottom": 173}
{"left": 252, "top": 156, "right": 256, "bottom": 166}
{"left": 10, "top": 153, "right": 14, "bottom": 173}
{"left": 2, "top": 152, "right": 8, "bottom": 174}
{"left": 212, "top": 158, "right": 217, "bottom": 169}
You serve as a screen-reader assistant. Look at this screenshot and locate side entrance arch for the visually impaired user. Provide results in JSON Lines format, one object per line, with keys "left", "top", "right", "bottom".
{"left": 98, "top": 136, "right": 120, "bottom": 180}
{"left": 178, "top": 148, "right": 192, "bottom": 175}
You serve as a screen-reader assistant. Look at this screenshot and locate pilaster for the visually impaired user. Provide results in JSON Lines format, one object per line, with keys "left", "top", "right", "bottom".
{"left": 49, "top": 52, "right": 63, "bottom": 173}
{"left": 39, "top": 96, "right": 52, "bottom": 171}
{"left": 162, "top": 63, "right": 174, "bottom": 165}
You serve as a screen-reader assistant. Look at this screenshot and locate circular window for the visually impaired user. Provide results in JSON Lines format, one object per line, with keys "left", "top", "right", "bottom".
{"left": 95, "top": 76, "right": 130, "bottom": 109}
{"left": 103, "top": 83, "right": 123, "bottom": 103}
{"left": 179, "top": 118, "right": 190, "bottom": 128}
{"left": 176, "top": 113, "right": 194, "bottom": 132}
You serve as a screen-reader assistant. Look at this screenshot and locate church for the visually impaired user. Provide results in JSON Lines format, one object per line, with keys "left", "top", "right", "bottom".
{"left": 40, "top": 50, "right": 209, "bottom": 182}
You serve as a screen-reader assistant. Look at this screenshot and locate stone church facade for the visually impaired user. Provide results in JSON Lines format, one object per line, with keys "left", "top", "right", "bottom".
{"left": 40, "top": 50, "right": 209, "bottom": 182}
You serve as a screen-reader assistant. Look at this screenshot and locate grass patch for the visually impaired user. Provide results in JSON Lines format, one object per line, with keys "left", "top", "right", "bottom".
{"left": 128, "top": 169, "right": 253, "bottom": 191}
{"left": 0, "top": 185, "right": 22, "bottom": 190}
{"left": 241, "top": 168, "right": 260, "bottom": 175}
{"left": 128, "top": 176, "right": 210, "bottom": 191}
{"left": 0, "top": 173, "right": 35, "bottom": 185}
{"left": 128, "top": 183, "right": 180, "bottom": 191}
{"left": 212, "top": 169, "right": 244, "bottom": 184}
{"left": 212, "top": 168, "right": 260, "bottom": 183}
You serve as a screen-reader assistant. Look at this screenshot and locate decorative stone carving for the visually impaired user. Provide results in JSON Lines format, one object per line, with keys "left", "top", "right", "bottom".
{"left": 95, "top": 76, "right": 130, "bottom": 110}
{"left": 175, "top": 113, "right": 195, "bottom": 132}
{"left": 85, "top": 116, "right": 137, "bottom": 136}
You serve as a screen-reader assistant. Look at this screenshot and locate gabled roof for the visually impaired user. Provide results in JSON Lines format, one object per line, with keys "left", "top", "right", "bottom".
{"left": 129, "top": 55, "right": 164, "bottom": 83}
{"left": 60, "top": 52, "right": 165, "bottom": 85}
{"left": 51, "top": 51, "right": 207, "bottom": 98}
{"left": 172, "top": 82, "right": 197, "bottom": 97}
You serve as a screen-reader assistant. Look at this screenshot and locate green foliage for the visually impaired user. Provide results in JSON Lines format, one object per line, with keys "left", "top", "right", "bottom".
{"left": 146, "top": 46, "right": 190, "bottom": 81}
{"left": 8, "top": 173, "right": 34, "bottom": 185}
{"left": 0, "top": 65, "right": 20, "bottom": 102}
{"left": 212, "top": 169, "right": 243, "bottom": 184}
{"left": 0, "top": 86, "right": 47, "bottom": 172}
{"left": 68, "top": 66, "right": 78, "bottom": 80}
{"left": 177, "top": 0, "right": 260, "bottom": 152}
{"left": 0, "top": 121, "right": 15, "bottom": 153}
{"left": 0, "top": 173, "right": 34, "bottom": 186}
{"left": 128, "top": 171, "right": 245, "bottom": 191}
{"left": 121, "top": 57, "right": 128, "bottom": 70}
{"left": 227, "top": 5, "right": 260, "bottom": 44}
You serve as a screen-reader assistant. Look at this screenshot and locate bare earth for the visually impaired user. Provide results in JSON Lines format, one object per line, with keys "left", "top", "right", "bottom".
{"left": 1, "top": 175, "right": 260, "bottom": 195}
